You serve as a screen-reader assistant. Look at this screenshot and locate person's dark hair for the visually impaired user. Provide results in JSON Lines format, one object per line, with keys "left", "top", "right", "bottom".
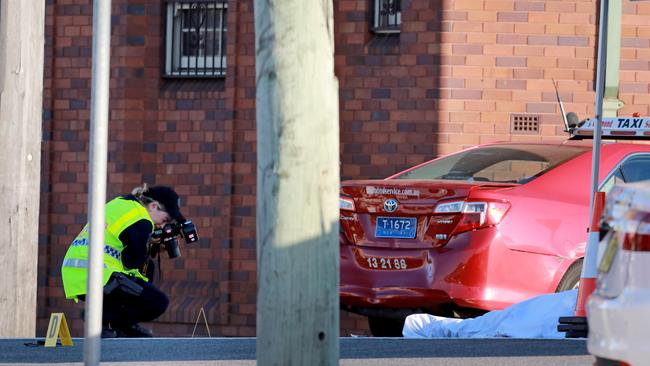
{"left": 132, "top": 183, "right": 186, "bottom": 222}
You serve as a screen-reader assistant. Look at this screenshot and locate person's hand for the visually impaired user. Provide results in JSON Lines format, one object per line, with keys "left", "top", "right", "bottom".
{"left": 150, "top": 234, "right": 162, "bottom": 245}
{"left": 148, "top": 240, "right": 161, "bottom": 258}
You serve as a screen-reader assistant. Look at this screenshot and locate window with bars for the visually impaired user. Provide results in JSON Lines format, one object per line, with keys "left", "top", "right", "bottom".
{"left": 372, "top": 0, "right": 401, "bottom": 34}
{"left": 164, "top": 0, "right": 227, "bottom": 78}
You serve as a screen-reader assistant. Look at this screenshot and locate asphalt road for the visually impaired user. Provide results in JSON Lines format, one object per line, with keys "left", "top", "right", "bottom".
{"left": 0, "top": 337, "right": 594, "bottom": 365}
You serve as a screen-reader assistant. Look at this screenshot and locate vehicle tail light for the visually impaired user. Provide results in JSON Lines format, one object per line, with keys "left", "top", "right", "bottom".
{"left": 595, "top": 359, "right": 631, "bottom": 366}
{"left": 340, "top": 196, "right": 355, "bottom": 212}
{"left": 431, "top": 199, "right": 511, "bottom": 246}
{"left": 624, "top": 229, "right": 650, "bottom": 252}
{"left": 632, "top": 233, "right": 650, "bottom": 251}
{"left": 624, "top": 213, "right": 650, "bottom": 251}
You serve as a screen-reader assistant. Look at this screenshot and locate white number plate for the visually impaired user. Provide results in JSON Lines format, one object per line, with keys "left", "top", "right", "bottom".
{"left": 365, "top": 256, "right": 409, "bottom": 270}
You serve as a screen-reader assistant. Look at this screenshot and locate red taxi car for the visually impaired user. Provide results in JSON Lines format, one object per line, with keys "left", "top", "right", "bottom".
{"left": 339, "top": 141, "right": 650, "bottom": 336}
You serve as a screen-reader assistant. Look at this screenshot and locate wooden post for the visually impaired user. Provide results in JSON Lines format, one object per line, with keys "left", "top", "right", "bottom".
{"left": 0, "top": 0, "right": 45, "bottom": 337}
{"left": 254, "top": 0, "right": 340, "bottom": 364}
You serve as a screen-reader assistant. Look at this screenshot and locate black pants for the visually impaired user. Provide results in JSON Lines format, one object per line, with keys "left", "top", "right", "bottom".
{"left": 82, "top": 273, "right": 169, "bottom": 328}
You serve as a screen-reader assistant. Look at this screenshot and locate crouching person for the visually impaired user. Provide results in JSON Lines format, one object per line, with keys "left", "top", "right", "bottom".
{"left": 61, "top": 184, "right": 187, "bottom": 338}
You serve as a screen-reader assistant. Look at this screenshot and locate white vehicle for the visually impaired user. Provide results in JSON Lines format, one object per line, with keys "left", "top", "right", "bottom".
{"left": 588, "top": 181, "right": 650, "bottom": 366}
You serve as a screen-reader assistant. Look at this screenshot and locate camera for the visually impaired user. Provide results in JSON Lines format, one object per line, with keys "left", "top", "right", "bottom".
{"left": 151, "top": 220, "right": 199, "bottom": 259}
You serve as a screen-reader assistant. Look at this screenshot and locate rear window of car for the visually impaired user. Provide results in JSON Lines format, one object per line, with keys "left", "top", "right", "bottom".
{"left": 393, "top": 144, "right": 589, "bottom": 184}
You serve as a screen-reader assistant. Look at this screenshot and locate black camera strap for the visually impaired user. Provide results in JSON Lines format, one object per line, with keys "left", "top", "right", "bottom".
{"left": 156, "top": 251, "right": 163, "bottom": 283}
{"left": 142, "top": 241, "right": 163, "bottom": 284}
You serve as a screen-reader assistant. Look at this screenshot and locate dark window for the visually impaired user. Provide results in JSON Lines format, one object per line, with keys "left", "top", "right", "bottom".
{"left": 393, "top": 144, "right": 589, "bottom": 184}
{"left": 372, "top": 0, "right": 401, "bottom": 34}
{"left": 602, "top": 154, "right": 650, "bottom": 193}
{"left": 619, "top": 155, "right": 650, "bottom": 183}
{"left": 164, "top": 0, "right": 227, "bottom": 78}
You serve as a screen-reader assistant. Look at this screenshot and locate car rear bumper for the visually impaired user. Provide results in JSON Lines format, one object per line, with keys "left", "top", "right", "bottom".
{"left": 340, "top": 285, "right": 452, "bottom": 313}
{"left": 340, "top": 286, "right": 453, "bottom": 319}
{"left": 588, "top": 289, "right": 650, "bottom": 366}
{"left": 339, "top": 228, "right": 558, "bottom": 315}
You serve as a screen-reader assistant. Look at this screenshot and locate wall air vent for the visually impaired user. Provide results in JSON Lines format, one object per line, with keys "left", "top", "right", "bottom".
{"left": 510, "top": 114, "right": 540, "bottom": 135}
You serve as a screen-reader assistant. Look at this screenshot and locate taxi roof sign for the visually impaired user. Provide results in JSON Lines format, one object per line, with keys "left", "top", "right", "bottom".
{"left": 569, "top": 117, "right": 650, "bottom": 140}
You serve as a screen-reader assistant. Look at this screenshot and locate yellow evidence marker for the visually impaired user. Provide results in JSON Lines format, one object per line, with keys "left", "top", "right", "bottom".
{"left": 44, "top": 313, "right": 73, "bottom": 347}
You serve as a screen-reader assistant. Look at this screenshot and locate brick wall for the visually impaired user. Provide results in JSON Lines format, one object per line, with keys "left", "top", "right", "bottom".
{"left": 39, "top": 0, "right": 650, "bottom": 337}
{"left": 39, "top": 0, "right": 258, "bottom": 337}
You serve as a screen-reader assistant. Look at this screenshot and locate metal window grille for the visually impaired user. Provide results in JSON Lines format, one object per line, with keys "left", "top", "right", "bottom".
{"left": 164, "top": 0, "right": 227, "bottom": 78}
{"left": 372, "top": 0, "right": 401, "bottom": 34}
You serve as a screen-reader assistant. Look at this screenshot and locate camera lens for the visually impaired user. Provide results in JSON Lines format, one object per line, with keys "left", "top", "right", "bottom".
{"left": 165, "top": 237, "right": 181, "bottom": 259}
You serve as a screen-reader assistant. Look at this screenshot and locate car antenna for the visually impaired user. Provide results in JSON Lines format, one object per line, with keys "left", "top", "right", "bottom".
{"left": 553, "top": 79, "right": 571, "bottom": 133}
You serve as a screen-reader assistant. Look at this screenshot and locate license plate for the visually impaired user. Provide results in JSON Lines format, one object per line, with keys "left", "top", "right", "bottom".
{"left": 375, "top": 217, "right": 416, "bottom": 238}
{"left": 365, "top": 255, "right": 410, "bottom": 270}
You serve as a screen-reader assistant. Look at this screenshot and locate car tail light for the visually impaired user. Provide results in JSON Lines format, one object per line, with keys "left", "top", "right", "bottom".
{"left": 623, "top": 223, "right": 650, "bottom": 252}
{"left": 624, "top": 213, "right": 650, "bottom": 251}
{"left": 340, "top": 196, "right": 355, "bottom": 212}
{"left": 431, "top": 199, "right": 511, "bottom": 246}
{"left": 595, "top": 359, "right": 631, "bottom": 366}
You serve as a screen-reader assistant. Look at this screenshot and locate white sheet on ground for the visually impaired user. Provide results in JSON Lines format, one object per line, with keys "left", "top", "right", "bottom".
{"left": 403, "top": 289, "right": 578, "bottom": 338}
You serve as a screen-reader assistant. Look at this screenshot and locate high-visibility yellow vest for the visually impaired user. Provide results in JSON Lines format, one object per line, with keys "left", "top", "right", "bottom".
{"left": 61, "top": 197, "right": 153, "bottom": 300}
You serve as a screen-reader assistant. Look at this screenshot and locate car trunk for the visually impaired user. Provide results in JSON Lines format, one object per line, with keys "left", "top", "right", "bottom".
{"left": 340, "top": 179, "right": 513, "bottom": 249}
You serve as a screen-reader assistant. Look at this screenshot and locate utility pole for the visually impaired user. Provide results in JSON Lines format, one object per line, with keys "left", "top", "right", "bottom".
{"left": 254, "top": 0, "right": 340, "bottom": 365}
{"left": 0, "top": 0, "right": 46, "bottom": 337}
{"left": 84, "top": 0, "right": 112, "bottom": 364}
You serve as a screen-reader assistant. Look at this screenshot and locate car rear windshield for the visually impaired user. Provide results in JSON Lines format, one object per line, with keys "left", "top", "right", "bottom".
{"left": 393, "top": 144, "right": 589, "bottom": 184}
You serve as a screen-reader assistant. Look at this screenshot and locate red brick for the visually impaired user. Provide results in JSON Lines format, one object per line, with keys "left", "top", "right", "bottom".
{"left": 496, "top": 56, "right": 526, "bottom": 67}
{"left": 451, "top": 66, "right": 483, "bottom": 78}
{"left": 545, "top": 2, "right": 576, "bottom": 13}
{"left": 467, "top": 32, "right": 497, "bottom": 44}
{"left": 575, "top": 24, "right": 596, "bottom": 36}
{"left": 449, "top": 133, "right": 481, "bottom": 145}
{"left": 481, "top": 112, "right": 512, "bottom": 124}
{"left": 528, "top": 12, "right": 559, "bottom": 23}
{"left": 497, "top": 34, "right": 527, "bottom": 44}
{"left": 485, "top": 1, "right": 515, "bottom": 11}
{"left": 452, "top": 44, "right": 484, "bottom": 55}
{"left": 484, "top": 67, "right": 513, "bottom": 79}
{"left": 443, "top": 10, "right": 469, "bottom": 20}
{"left": 620, "top": 83, "right": 649, "bottom": 94}
{"left": 495, "top": 101, "right": 526, "bottom": 113}
{"left": 452, "top": 21, "right": 483, "bottom": 32}
{"left": 514, "top": 45, "right": 544, "bottom": 56}
{"left": 483, "top": 89, "right": 513, "bottom": 101}
{"left": 466, "top": 79, "right": 495, "bottom": 90}
{"left": 513, "top": 68, "right": 544, "bottom": 80}
{"left": 496, "top": 79, "right": 527, "bottom": 90}
{"left": 467, "top": 10, "right": 497, "bottom": 22}
{"left": 483, "top": 22, "right": 515, "bottom": 33}
{"left": 450, "top": 111, "right": 481, "bottom": 122}
{"left": 497, "top": 11, "right": 528, "bottom": 22}
{"left": 454, "top": 0, "right": 484, "bottom": 11}
{"left": 526, "top": 102, "right": 556, "bottom": 113}
{"left": 559, "top": 12, "right": 592, "bottom": 24}
{"left": 514, "top": 1, "right": 544, "bottom": 12}
{"left": 635, "top": 71, "right": 650, "bottom": 83}
{"left": 558, "top": 57, "right": 589, "bottom": 69}
{"left": 465, "top": 55, "right": 496, "bottom": 66}
{"left": 528, "top": 56, "right": 555, "bottom": 68}
{"left": 464, "top": 100, "right": 496, "bottom": 112}
{"left": 484, "top": 44, "right": 513, "bottom": 55}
